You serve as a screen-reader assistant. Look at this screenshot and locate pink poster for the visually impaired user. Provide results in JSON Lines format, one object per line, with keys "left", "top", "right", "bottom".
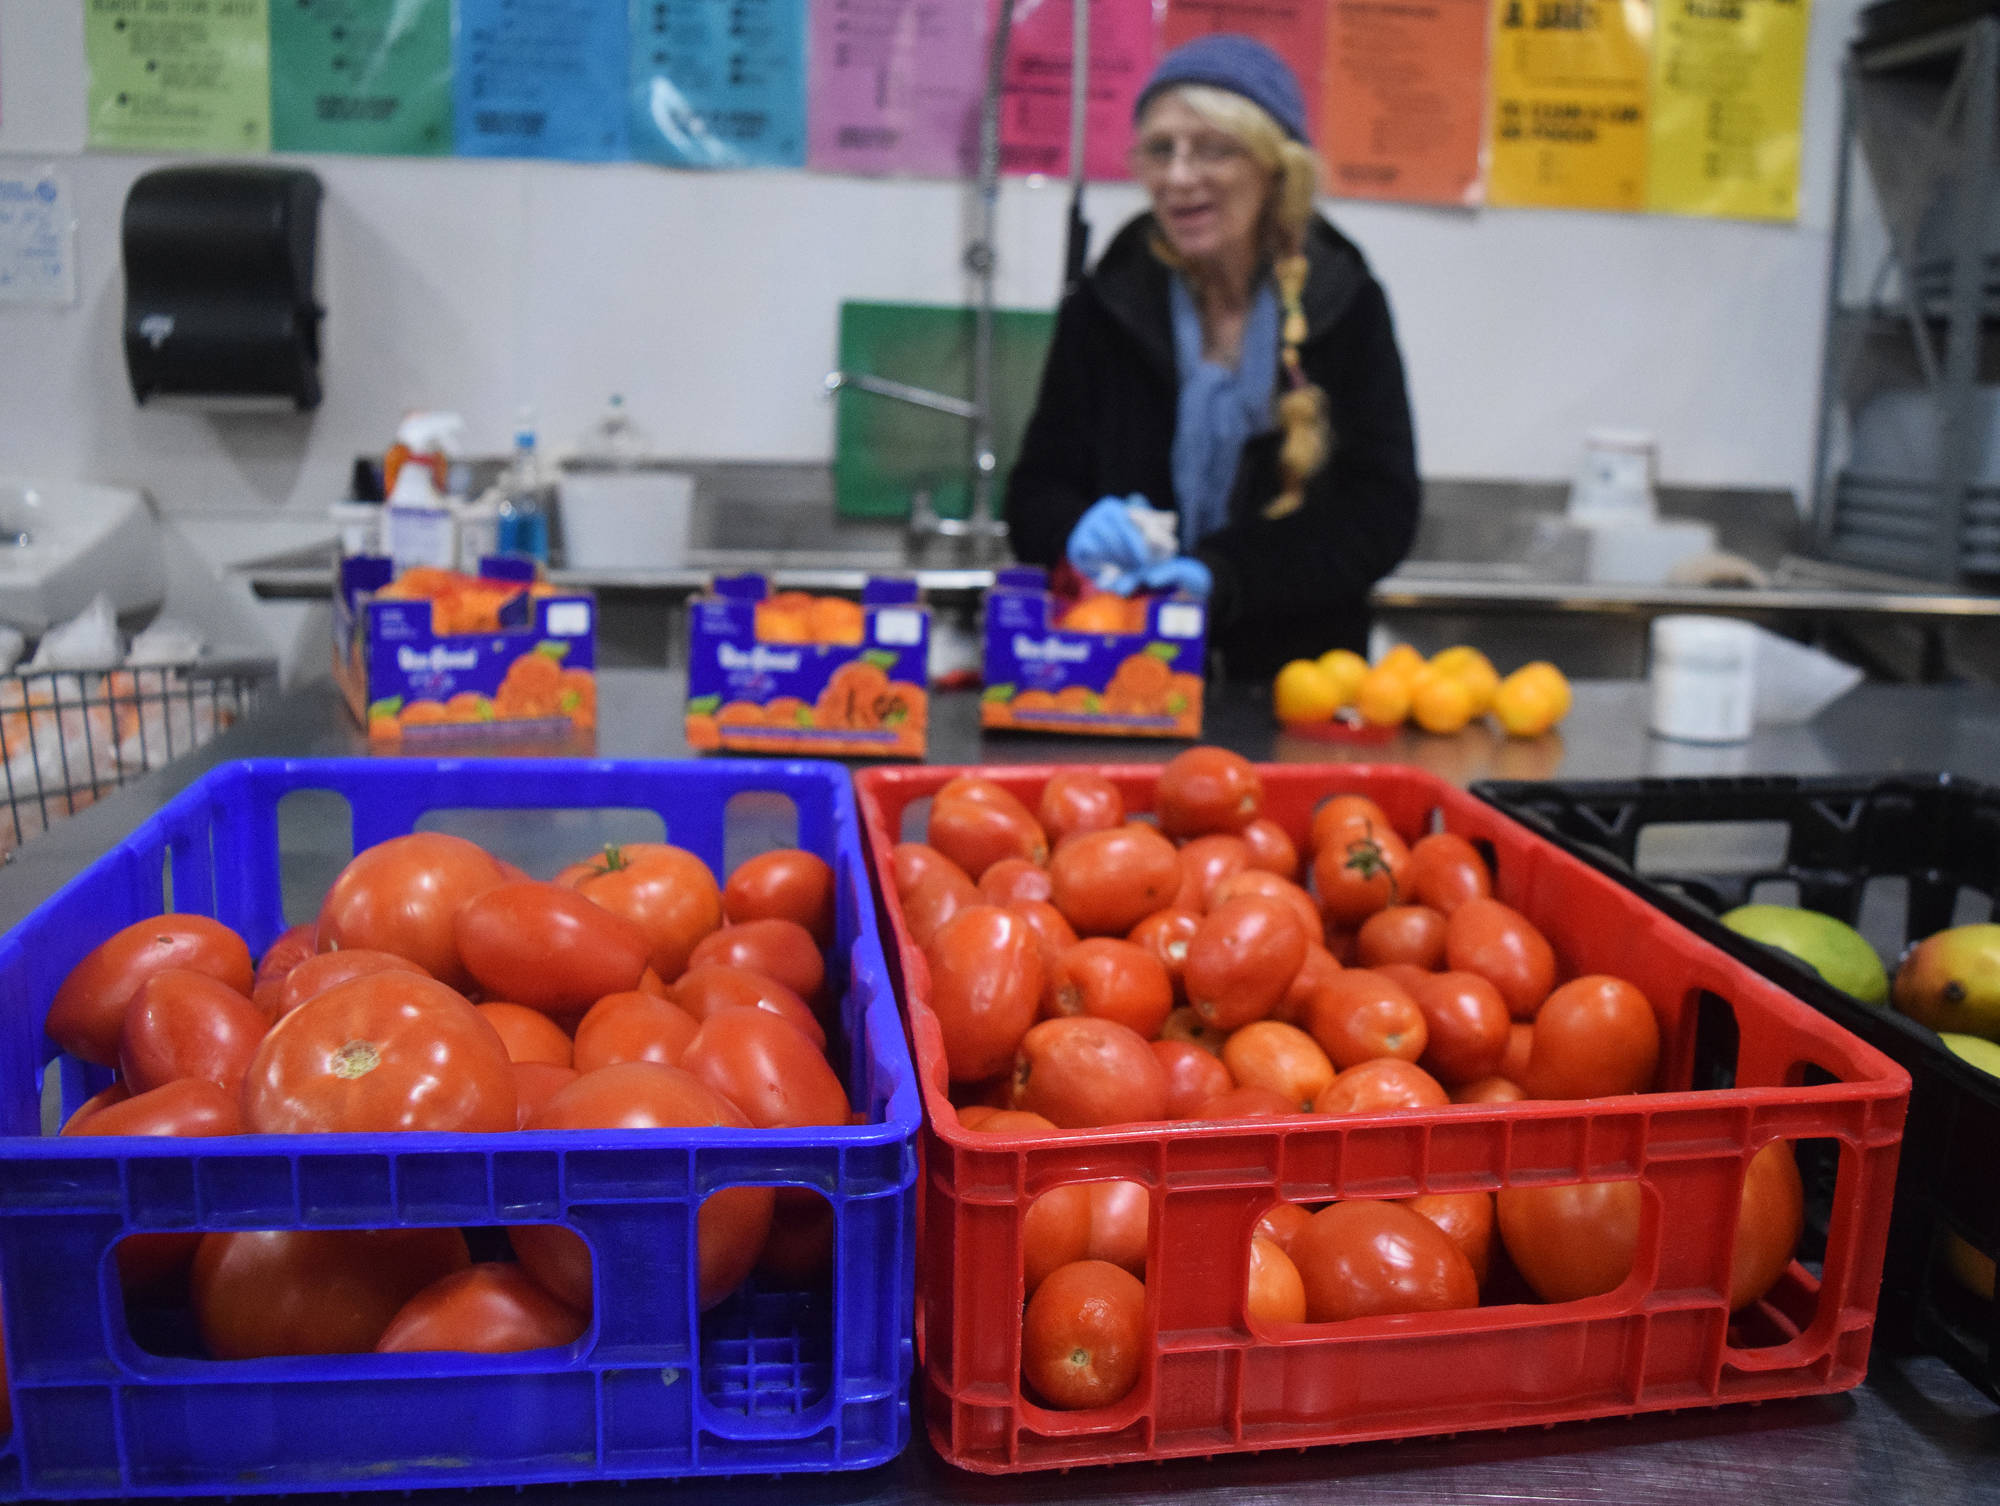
{"left": 1160, "top": 0, "right": 1327, "bottom": 137}
{"left": 997, "top": 0, "right": 1161, "bottom": 181}
{"left": 807, "top": 0, "right": 987, "bottom": 177}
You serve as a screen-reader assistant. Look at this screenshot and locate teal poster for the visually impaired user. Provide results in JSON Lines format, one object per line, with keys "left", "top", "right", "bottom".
{"left": 271, "top": 0, "right": 454, "bottom": 156}
{"left": 457, "top": 0, "right": 631, "bottom": 160}
{"left": 630, "top": 0, "right": 808, "bottom": 168}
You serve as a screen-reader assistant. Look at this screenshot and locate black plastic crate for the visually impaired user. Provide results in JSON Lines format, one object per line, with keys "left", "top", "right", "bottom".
{"left": 1475, "top": 772, "right": 2000, "bottom": 1401}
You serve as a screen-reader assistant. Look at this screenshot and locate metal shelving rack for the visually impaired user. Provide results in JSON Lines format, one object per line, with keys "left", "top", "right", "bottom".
{"left": 1811, "top": 9, "right": 2000, "bottom": 581}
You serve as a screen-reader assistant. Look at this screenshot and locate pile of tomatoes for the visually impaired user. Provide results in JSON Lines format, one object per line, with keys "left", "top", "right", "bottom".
{"left": 43, "top": 833, "right": 853, "bottom": 1361}
{"left": 887, "top": 748, "right": 1806, "bottom": 1411}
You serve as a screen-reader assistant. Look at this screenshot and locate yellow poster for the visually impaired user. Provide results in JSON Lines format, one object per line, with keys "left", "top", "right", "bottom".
{"left": 1648, "top": 0, "right": 1810, "bottom": 219}
{"left": 1488, "top": 0, "right": 1651, "bottom": 210}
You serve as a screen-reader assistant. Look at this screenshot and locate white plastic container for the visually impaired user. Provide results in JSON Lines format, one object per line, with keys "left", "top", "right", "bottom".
{"left": 1648, "top": 615, "right": 1756, "bottom": 744}
{"left": 1568, "top": 429, "right": 1658, "bottom": 522}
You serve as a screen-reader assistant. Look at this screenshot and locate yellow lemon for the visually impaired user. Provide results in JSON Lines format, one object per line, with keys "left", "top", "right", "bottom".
{"left": 1410, "top": 670, "right": 1478, "bottom": 735}
{"left": 1314, "top": 648, "right": 1369, "bottom": 708}
{"left": 1491, "top": 669, "right": 1562, "bottom": 738}
{"left": 1375, "top": 643, "right": 1428, "bottom": 689}
{"left": 1355, "top": 665, "right": 1412, "bottom": 728}
{"left": 1273, "top": 659, "right": 1342, "bottom": 725}
{"left": 1431, "top": 645, "right": 1500, "bottom": 715}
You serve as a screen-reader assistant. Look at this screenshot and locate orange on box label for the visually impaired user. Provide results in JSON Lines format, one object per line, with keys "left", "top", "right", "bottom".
{"left": 1321, "top": 0, "right": 1491, "bottom": 206}
{"left": 1487, "top": 0, "right": 1651, "bottom": 211}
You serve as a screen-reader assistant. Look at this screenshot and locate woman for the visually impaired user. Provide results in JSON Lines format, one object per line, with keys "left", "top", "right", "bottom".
{"left": 1004, "top": 35, "right": 1420, "bottom": 681}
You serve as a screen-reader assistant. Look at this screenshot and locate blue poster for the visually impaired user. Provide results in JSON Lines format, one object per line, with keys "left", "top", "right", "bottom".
{"left": 456, "top": 0, "right": 630, "bottom": 160}
{"left": 629, "top": 0, "right": 807, "bottom": 168}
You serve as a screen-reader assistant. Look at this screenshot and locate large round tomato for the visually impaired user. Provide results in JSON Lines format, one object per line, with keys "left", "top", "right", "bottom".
{"left": 680, "top": 1006, "right": 850, "bottom": 1128}
{"left": 512, "top": 1062, "right": 775, "bottom": 1312}
{"left": 1523, "top": 975, "right": 1661, "bottom": 1099}
{"left": 1289, "top": 1201, "right": 1478, "bottom": 1321}
{"left": 239, "top": 972, "right": 516, "bottom": 1134}
{"left": 722, "top": 849, "right": 835, "bottom": 948}
{"left": 315, "top": 833, "right": 518, "bottom": 992}
{"left": 1311, "top": 822, "right": 1410, "bottom": 929}
{"left": 924, "top": 905, "right": 1044, "bottom": 1084}
{"left": 456, "top": 882, "right": 651, "bottom": 1022}
{"left": 1154, "top": 747, "right": 1262, "bottom": 838}
{"left": 554, "top": 842, "right": 723, "bottom": 984}
{"left": 47, "top": 915, "right": 255, "bottom": 1066}
{"left": 375, "top": 1264, "right": 588, "bottom": 1353}
{"left": 1021, "top": 1259, "right": 1147, "bottom": 1409}
{"left": 117, "top": 969, "right": 269, "bottom": 1094}
{"left": 191, "top": 1227, "right": 471, "bottom": 1357}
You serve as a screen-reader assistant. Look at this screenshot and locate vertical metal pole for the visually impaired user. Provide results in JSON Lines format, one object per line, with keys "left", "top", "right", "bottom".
{"left": 1935, "top": 18, "right": 1998, "bottom": 581}
{"left": 1812, "top": 58, "right": 1861, "bottom": 558}
{"left": 969, "top": 0, "right": 1018, "bottom": 552}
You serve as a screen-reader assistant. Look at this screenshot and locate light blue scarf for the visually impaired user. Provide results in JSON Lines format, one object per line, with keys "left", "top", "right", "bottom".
{"left": 1169, "top": 272, "right": 1282, "bottom": 551}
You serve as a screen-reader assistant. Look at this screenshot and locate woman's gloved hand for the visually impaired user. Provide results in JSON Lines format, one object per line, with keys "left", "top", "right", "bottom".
{"left": 1065, "top": 495, "right": 1154, "bottom": 594}
{"left": 1135, "top": 556, "right": 1213, "bottom": 597}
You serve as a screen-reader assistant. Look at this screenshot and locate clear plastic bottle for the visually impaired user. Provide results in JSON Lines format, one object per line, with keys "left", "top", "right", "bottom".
{"left": 577, "top": 393, "right": 651, "bottom": 467}
{"left": 496, "top": 414, "right": 560, "bottom": 566}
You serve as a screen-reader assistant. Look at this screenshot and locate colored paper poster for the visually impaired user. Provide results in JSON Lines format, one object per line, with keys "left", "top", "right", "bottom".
{"left": 457, "top": 0, "right": 631, "bottom": 160}
{"left": 1647, "top": 0, "right": 1809, "bottom": 219}
{"left": 1160, "top": 0, "right": 1326, "bottom": 132}
{"left": 998, "top": 0, "right": 1159, "bottom": 181}
{"left": 269, "top": 0, "right": 454, "bottom": 156}
{"left": 0, "top": 167, "right": 76, "bottom": 306}
{"left": 1487, "top": 0, "right": 1651, "bottom": 210}
{"left": 1321, "top": 0, "right": 1490, "bottom": 205}
{"left": 806, "top": 0, "right": 985, "bottom": 177}
{"left": 85, "top": 0, "right": 271, "bottom": 155}
{"left": 630, "top": 0, "right": 808, "bottom": 168}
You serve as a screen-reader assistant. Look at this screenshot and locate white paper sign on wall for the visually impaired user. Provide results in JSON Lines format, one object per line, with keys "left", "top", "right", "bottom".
{"left": 0, "top": 164, "right": 76, "bottom": 307}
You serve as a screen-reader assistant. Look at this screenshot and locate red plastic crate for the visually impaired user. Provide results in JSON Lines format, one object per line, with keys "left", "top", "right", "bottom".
{"left": 852, "top": 763, "right": 1912, "bottom": 1474}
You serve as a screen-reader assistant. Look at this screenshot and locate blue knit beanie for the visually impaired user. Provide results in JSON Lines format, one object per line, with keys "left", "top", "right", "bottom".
{"left": 1134, "top": 34, "right": 1309, "bottom": 144}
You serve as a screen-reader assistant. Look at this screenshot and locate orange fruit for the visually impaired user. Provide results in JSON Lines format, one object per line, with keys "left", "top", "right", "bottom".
{"left": 1273, "top": 659, "right": 1341, "bottom": 725}
{"left": 1374, "top": 643, "right": 1428, "bottom": 689}
{"left": 1314, "top": 649, "right": 1368, "bottom": 708}
{"left": 1410, "top": 670, "right": 1477, "bottom": 735}
{"left": 1491, "top": 671, "right": 1562, "bottom": 738}
{"left": 1354, "top": 666, "right": 1412, "bottom": 728}
{"left": 1429, "top": 646, "right": 1500, "bottom": 715}
{"left": 1511, "top": 661, "right": 1573, "bottom": 720}
{"left": 1060, "top": 593, "right": 1135, "bottom": 635}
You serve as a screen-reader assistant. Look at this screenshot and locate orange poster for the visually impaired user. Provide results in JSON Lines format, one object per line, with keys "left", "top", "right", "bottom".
{"left": 1321, "top": 0, "right": 1491, "bottom": 204}
{"left": 1161, "top": 0, "right": 1329, "bottom": 132}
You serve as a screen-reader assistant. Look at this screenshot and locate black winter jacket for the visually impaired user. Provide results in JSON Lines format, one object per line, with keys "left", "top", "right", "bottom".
{"left": 1004, "top": 212, "right": 1421, "bottom": 681}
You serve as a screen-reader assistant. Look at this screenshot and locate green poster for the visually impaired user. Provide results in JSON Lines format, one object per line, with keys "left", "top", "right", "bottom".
{"left": 270, "top": 0, "right": 454, "bottom": 155}
{"left": 86, "top": 0, "right": 272, "bottom": 155}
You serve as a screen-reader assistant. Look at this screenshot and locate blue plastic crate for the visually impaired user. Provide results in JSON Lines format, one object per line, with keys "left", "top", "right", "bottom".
{"left": 0, "top": 759, "right": 920, "bottom": 1498}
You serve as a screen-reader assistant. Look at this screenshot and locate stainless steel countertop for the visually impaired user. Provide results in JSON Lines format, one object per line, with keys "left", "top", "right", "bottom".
{"left": 4, "top": 672, "right": 1998, "bottom": 1502}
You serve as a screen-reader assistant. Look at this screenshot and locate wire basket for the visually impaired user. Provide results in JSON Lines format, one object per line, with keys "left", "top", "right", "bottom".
{"left": 0, "top": 657, "right": 275, "bottom": 856}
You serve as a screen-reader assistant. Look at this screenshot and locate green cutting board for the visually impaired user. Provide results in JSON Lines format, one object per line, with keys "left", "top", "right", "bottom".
{"left": 833, "top": 301, "right": 1057, "bottom": 520}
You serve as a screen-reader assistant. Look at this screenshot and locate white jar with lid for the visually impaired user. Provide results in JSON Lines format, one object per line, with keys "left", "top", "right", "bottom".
{"left": 1648, "top": 615, "right": 1756, "bottom": 743}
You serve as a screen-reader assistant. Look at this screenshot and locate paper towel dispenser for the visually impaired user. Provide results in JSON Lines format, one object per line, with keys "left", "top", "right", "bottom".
{"left": 122, "top": 165, "right": 324, "bottom": 410}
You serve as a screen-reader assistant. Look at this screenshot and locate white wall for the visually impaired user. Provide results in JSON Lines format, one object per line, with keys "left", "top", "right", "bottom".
{"left": 1, "top": 0, "right": 1863, "bottom": 533}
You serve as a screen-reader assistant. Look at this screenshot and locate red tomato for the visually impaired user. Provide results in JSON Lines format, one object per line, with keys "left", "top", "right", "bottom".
{"left": 60, "top": 1080, "right": 130, "bottom": 1133}
{"left": 513, "top": 1062, "right": 774, "bottom": 1312}
{"left": 1312, "top": 1058, "right": 1448, "bottom": 1114}
{"left": 1451, "top": 1075, "right": 1524, "bottom": 1104}
{"left": 1443, "top": 899, "right": 1556, "bottom": 1020}
{"left": 890, "top": 842, "right": 972, "bottom": 899}
{"left": 512, "top": 1061, "right": 579, "bottom": 1127}
{"left": 1731, "top": 1142, "right": 1806, "bottom": 1311}
{"left": 1274, "top": 945, "right": 1342, "bottom": 1028}
{"left": 1308, "top": 794, "right": 1396, "bottom": 860}
{"left": 1499, "top": 1021, "right": 1534, "bottom": 1084}
{"left": 1154, "top": 747, "right": 1262, "bottom": 838}
{"left": 1304, "top": 969, "right": 1428, "bottom": 1069}
{"left": 1153, "top": 1037, "right": 1235, "bottom": 1119}
{"left": 1239, "top": 818, "right": 1300, "bottom": 881}
{"left": 1184, "top": 895, "right": 1309, "bottom": 1030}
{"left": 376, "top": 1263, "right": 588, "bottom": 1353}
{"left": 1049, "top": 825, "right": 1183, "bottom": 937}
{"left": 476, "top": 1001, "right": 575, "bottom": 1067}
{"left": 456, "top": 882, "right": 651, "bottom": 1023}
{"left": 1522, "top": 974, "right": 1660, "bottom": 1100}
{"left": 1021, "top": 1259, "right": 1147, "bottom": 1409}
{"left": 669, "top": 965, "right": 824, "bottom": 1050}
{"left": 688, "top": 918, "right": 827, "bottom": 1009}
{"left": 757, "top": 1188, "right": 836, "bottom": 1286}
{"left": 239, "top": 972, "right": 516, "bottom": 1134}
{"left": 268, "top": 949, "right": 431, "bottom": 1021}
{"left": 1290, "top": 1201, "right": 1478, "bottom": 1321}
{"left": 117, "top": 969, "right": 268, "bottom": 1094}
{"left": 1173, "top": 834, "right": 1252, "bottom": 912}
{"left": 1086, "top": 1180, "right": 1151, "bottom": 1274}
{"left": 1127, "top": 907, "right": 1201, "bottom": 1006}
{"left": 47, "top": 914, "right": 255, "bottom": 1066}
{"left": 902, "top": 869, "right": 981, "bottom": 950}
{"left": 1012, "top": 1016, "right": 1167, "bottom": 1128}
{"left": 1408, "top": 970, "right": 1512, "bottom": 1087}
{"left": 928, "top": 777, "right": 1049, "bottom": 880}
{"left": 1247, "top": 1236, "right": 1308, "bottom": 1325}
{"left": 980, "top": 857, "right": 1054, "bottom": 909}
{"left": 1254, "top": 1201, "right": 1312, "bottom": 1254}
{"left": 1311, "top": 821, "right": 1410, "bottom": 929}
{"left": 250, "top": 923, "right": 318, "bottom": 1014}
{"left": 925, "top": 906, "right": 1044, "bottom": 1085}
{"left": 1012, "top": 899, "right": 1081, "bottom": 1017}
{"left": 680, "top": 1006, "right": 850, "bottom": 1128}
{"left": 965, "top": 1110, "right": 1089, "bottom": 1294}
{"left": 1373, "top": 961, "right": 1436, "bottom": 996}
{"left": 1209, "top": 869, "right": 1323, "bottom": 941}
{"left": 315, "top": 833, "right": 517, "bottom": 992}
{"left": 1195, "top": 1084, "right": 1299, "bottom": 1119}
{"left": 1159, "top": 1006, "right": 1227, "bottom": 1056}
{"left": 1495, "top": 1178, "right": 1641, "bottom": 1304}
{"left": 1404, "top": 833, "right": 1492, "bottom": 915}
{"left": 192, "top": 1227, "right": 471, "bottom": 1358}
{"left": 1356, "top": 905, "right": 1448, "bottom": 971}
{"left": 1222, "top": 1021, "right": 1337, "bottom": 1111}
{"left": 1050, "top": 939, "right": 1174, "bottom": 1038}
{"left": 722, "top": 848, "right": 834, "bottom": 948}
{"left": 571, "top": 991, "right": 701, "bottom": 1072}
{"left": 1037, "top": 770, "right": 1124, "bottom": 848}
{"left": 555, "top": 842, "right": 723, "bottom": 985}
{"left": 66, "top": 1076, "right": 240, "bottom": 1139}
{"left": 1405, "top": 1191, "right": 1495, "bottom": 1288}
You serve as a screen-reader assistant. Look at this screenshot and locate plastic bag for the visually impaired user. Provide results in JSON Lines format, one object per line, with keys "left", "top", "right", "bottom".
{"left": 127, "top": 617, "right": 207, "bottom": 667}
{"left": 24, "top": 595, "right": 123, "bottom": 673}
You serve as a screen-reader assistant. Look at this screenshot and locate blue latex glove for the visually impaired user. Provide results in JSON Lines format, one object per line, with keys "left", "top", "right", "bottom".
{"left": 1135, "top": 556, "right": 1213, "bottom": 597}
{"left": 1065, "top": 495, "right": 1153, "bottom": 594}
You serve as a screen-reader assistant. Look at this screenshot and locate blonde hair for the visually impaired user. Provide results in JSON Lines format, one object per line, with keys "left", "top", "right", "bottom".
{"left": 1142, "top": 84, "right": 1330, "bottom": 520}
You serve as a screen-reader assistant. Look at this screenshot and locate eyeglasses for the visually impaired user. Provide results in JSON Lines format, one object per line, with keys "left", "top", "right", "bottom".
{"left": 1129, "top": 133, "right": 1250, "bottom": 173}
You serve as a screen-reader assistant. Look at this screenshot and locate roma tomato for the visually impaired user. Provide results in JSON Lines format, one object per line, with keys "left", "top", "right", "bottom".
{"left": 1304, "top": 969, "right": 1428, "bottom": 1070}
{"left": 315, "top": 833, "right": 517, "bottom": 992}
{"left": 554, "top": 842, "right": 723, "bottom": 985}
{"left": 1308, "top": 794, "right": 1395, "bottom": 857}
{"left": 980, "top": 857, "right": 1054, "bottom": 909}
{"left": 1152, "top": 1037, "right": 1234, "bottom": 1119}
{"left": 902, "top": 869, "right": 981, "bottom": 951}
{"left": 1498, "top": 1021, "right": 1534, "bottom": 1084}
{"left": 1159, "top": 1006, "right": 1227, "bottom": 1056}
{"left": 1086, "top": 1180, "right": 1151, "bottom": 1274}
{"left": 66, "top": 1077, "right": 240, "bottom": 1139}
{"left": 1443, "top": 899, "right": 1556, "bottom": 1019}
{"left": 1021, "top": 1259, "right": 1146, "bottom": 1409}
{"left": 1274, "top": 945, "right": 1343, "bottom": 1028}
{"left": 688, "top": 919, "right": 826, "bottom": 1008}
{"left": 670, "top": 965, "right": 824, "bottom": 1049}
{"left": 1184, "top": 896, "right": 1309, "bottom": 1031}
{"left": 1731, "top": 1141, "right": 1805, "bottom": 1311}
{"left": 722, "top": 848, "right": 834, "bottom": 948}
{"left": 1405, "top": 1191, "right": 1495, "bottom": 1287}
{"left": 1290, "top": 1201, "right": 1478, "bottom": 1321}
{"left": 1037, "top": 770, "right": 1124, "bottom": 848}
{"left": 1050, "top": 939, "right": 1174, "bottom": 1038}
{"left": 1127, "top": 907, "right": 1201, "bottom": 1005}
{"left": 1196, "top": 1084, "right": 1299, "bottom": 1119}
{"left": 514, "top": 1062, "right": 775, "bottom": 1311}
{"left": 267, "top": 949, "right": 430, "bottom": 1021}
{"left": 511, "top": 1061, "right": 579, "bottom": 1127}
{"left": 1239, "top": 819, "right": 1300, "bottom": 881}
{"left": 1209, "top": 870, "right": 1322, "bottom": 942}
{"left": 571, "top": 991, "right": 701, "bottom": 1072}
{"left": 1404, "top": 833, "right": 1492, "bottom": 915}
{"left": 1408, "top": 971, "right": 1511, "bottom": 1087}
{"left": 1013, "top": 899, "right": 1081, "bottom": 1017}
{"left": 1012, "top": 1016, "right": 1167, "bottom": 1129}
{"left": 376, "top": 1263, "right": 588, "bottom": 1353}
{"left": 117, "top": 969, "right": 268, "bottom": 1094}
{"left": 1311, "top": 821, "right": 1410, "bottom": 930}
{"left": 1221, "top": 1021, "right": 1336, "bottom": 1112}
{"left": 1356, "top": 905, "right": 1447, "bottom": 971}
{"left": 477, "top": 1001, "right": 575, "bottom": 1067}
{"left": 240, "top": 973, "right": 516, "bottom": 1134}
{"left": 1523, "top": 974, "right": 1660, "bottom": 1099}
{"left": 1312, "top": 1058, "right": 1448, "bottom": 1115}
{"left": 1495, "top": 1178, "right": 1641, "bottom": 1304}
{"left": 250, "top": 923, "right": 318, "bottom": 1013}
{"left": 925, "top": 906, "right": 1044, "bottom": 1085}
{"left": 47, "top": 914, "right": 255, "bottom": 1066}
{"left": 59, "top": 1081, "right": 130, "bottom": 1133}
{"left": 192, "top": 1227, "right": 471, "bottom": 1358}
{"left": 1173, "top": 834, "right": 1252, "bottom": 912}
{"left": 928, "top": 777, "right": 1048, "bottom": 879}
{"left": 1154, "top": 747, "right": 1262, "bottom": 838}
{"left": 1049, "top": 825, "right": 1182, "bottom": 937}
{"left": 457, "top": 882, "right": 651, "bottom": 1023}
{"left": 1254, "top": 1201, "right": 1312, "bottom": 1254}
{"left": 967, "top": 1110, "right": 1089, "bottom": 1294}
{"left": 891, "top": 842, "right": 971, "bottom": 899}
{"left": 1247, "top": 1236, "right": 1307, "bottom": 1325}
{"left": 1451, "top": 1075, "right": 1524, "bottom": 1104}
{"left": 757, "top": 1188, "right": 836, "bottom": 1285}
{"left": 680, "top": 1006, "right": 850, "bottom": 1128}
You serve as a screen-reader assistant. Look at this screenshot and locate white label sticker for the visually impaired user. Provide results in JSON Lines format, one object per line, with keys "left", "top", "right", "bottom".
{"left": 1157, "top": 604, "right": 1204, "bottom": 640}
{"left": 0, "top": 165, "right": 76, "bottom": 306}
{"left": 545, "top": 602, "right": 592, "bottom": 637}
{"left": 873, "top": 608, "right": 923, "bottom": 646}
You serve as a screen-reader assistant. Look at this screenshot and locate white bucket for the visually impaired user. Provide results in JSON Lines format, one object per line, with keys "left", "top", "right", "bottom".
{"left": 559, "top": 471, "right": 695, "bottom": 570}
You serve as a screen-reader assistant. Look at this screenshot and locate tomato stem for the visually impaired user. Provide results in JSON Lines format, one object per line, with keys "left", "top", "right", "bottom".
{"left": 331, "top": 1039, "right": 381, "bottom": 1080}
